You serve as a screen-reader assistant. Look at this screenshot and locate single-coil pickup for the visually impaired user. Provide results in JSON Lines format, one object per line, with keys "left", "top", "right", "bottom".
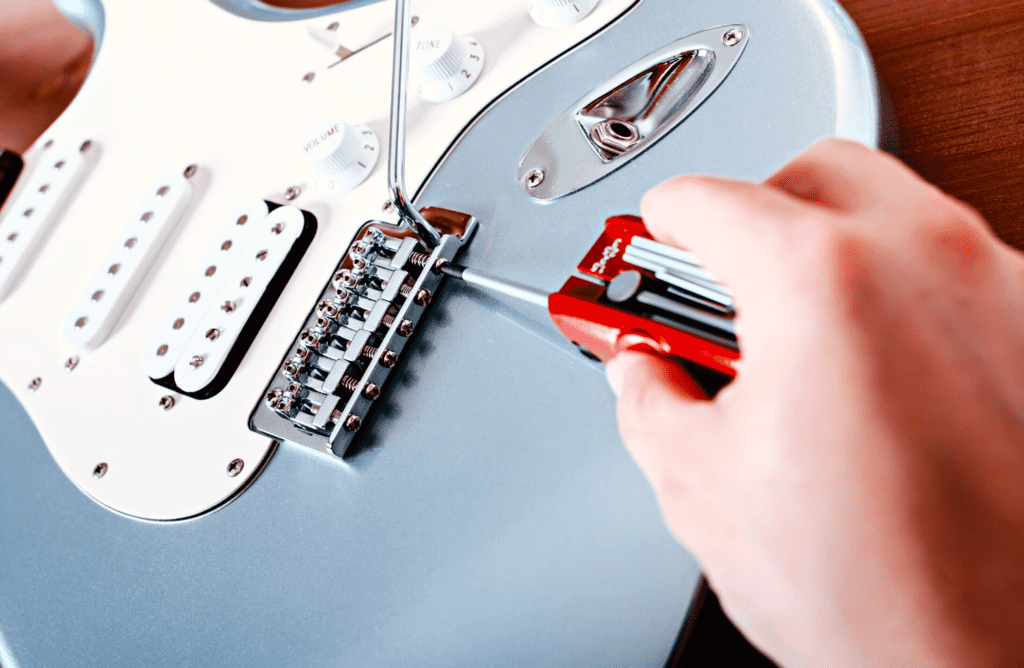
{"left": 172, "top": 205, "right": 314, "bottom": 396}
{"left": 0, "top": 140, "right": 92, "bottom": 303}
{"left": 63, "top": 169, "right": 193, "bottom": 352}
{"left": 142, "top": 199, "right": 271, "bottom": 381}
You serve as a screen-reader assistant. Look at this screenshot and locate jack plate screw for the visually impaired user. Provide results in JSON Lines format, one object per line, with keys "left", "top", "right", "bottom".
{"left": 227, "top": 458, "right": 244, "bottom": 477}
{"left": 723, "top": 29, "right": 743, "bottom": 46}
{"left": 525, "top": 169, "right": 545, "bottom": 189}
{"left": 159, "top": 395, "right": 176, "bottom": 411}
{"left": 93, "top": 463, "right": 107, "bottom": 479}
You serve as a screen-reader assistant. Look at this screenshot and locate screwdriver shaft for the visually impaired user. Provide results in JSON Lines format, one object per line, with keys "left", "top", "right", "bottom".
{"left": 440, "top": 264, "right": 550, "bottom": 308}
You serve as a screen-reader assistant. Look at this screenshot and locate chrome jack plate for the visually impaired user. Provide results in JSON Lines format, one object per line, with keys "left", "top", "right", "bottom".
{"left": 518, "top": 25, "right": 750, "bottom": 201}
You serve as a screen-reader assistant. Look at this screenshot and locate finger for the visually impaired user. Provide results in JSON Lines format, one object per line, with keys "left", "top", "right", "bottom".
{"left": 766, "top": 139, "right": 928, "bottom": 215}
{"left": 640, "top": 173, "right": 812, "bottom": 330}
{"left": 606, "top": 351, "right": 720, "bottom": 486}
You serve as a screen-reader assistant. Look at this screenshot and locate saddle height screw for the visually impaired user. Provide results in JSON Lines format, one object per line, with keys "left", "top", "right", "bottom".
{"left": 226, "top": 458, "right": 244, "bottom": 477}
{"left": 159, "top": 395, "right": 176, "bottom": 411}
{"left": 93, "top": 463, "right": 107, "bottom": 479}
{"left": 28, "top": 377, "right": 42, "bottom": 392}
{"left": 65, "top": 356, "right": 80, "bottom": 372}
{"left": 723, "top": 29, "right": 743, "bottom": 46}
{"left": 525, "top": 169, "right": 545, "bottom": 189}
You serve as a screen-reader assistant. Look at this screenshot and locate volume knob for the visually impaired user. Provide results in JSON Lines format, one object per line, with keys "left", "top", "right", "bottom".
{"left": 528, "top": 0, "right": 600, "bottom": 29}
{"left": 412, "top": 24, "right": 485, "bottom": 103}
{"left": 302, "top": 117, "right": 379, "bottom": 193}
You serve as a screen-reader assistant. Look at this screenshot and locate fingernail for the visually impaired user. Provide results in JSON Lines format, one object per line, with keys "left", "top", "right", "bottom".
{"left": 605, "top": 356, "right": 626, "bottom": 397}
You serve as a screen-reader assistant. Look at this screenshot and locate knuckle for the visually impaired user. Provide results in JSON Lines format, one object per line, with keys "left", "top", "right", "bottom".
{"left": 913, "top": 200, "right": 996, "bottom": 284}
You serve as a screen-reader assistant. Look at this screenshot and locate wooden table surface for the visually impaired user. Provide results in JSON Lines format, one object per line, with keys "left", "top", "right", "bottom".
{"left": 839, "top": 0, "right": 1024, "bottom": 249}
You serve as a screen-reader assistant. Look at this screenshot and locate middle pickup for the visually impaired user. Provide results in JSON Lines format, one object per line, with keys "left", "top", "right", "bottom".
{"left": 142, "top": 199, "right": 315, "bottom": 399}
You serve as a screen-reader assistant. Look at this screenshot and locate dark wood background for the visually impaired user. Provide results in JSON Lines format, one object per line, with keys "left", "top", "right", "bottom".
{"left": 841, "top": 0, "right": 1024, "bottom": 248}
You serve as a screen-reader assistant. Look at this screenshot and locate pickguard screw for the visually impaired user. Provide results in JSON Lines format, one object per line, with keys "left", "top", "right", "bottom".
{"left": 302, "top": 72, "right": 315, "bottom": 83}
{"left": 28, "top": 377, "right": 42, "bottom": 392}
{"left": 327, "top": 21, "right": 339, "bottom": 30}
{"left": 343, "top": 414, "right": 362, "bottom": 432}
{"left": 65, "top": 356, "right": 80, "bottom": 372}
{"left": 190, "top": 355, "right": 205, "bottom": 369}
{"left": 221, "top": 300, "right": 237, "bottom": 313}
{"left": 723, "top": 28, "right": 743, "bottom": 46}
{"left": 398, "top": 319, "right": 414, "bottom": 336}
{"left": 159, "top": 395, "right": 176, "bottom": 411}
{"left": 206, "top": 328, "right": 221, "bottom": 341}
{"left": 362, "top": 383, "right": 380, "bottom": 400}
{"left": 183, "top": 164, "right": 198, "bottom": 178}
{"left": 525, "top": 169, "right": 545, "bottom": 189}
{"left": 227, "top": 458, "right": 244, "bottom": 477}
{"left": 93, "top": 462, "right": 108, "bottom": 478}
{"left": 43, "top": 139, "right": 53, "bottom": 149}
{"left": 414, "top": 289, "right": 432, "bottom": 306}
{"left": 380, "top": 350, "right": 398, "bottom": 368}
{"left": 284, "top": 186, "right": 301, "bottom": 201}
{"left": 79, "top": 140, "right": 92, "bottom": 153}
{"left": 382, "top": 200, "right": 395, "bottom": 214}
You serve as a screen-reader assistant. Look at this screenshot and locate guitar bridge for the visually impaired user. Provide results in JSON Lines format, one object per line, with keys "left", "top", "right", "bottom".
{"left": 249, "top": 208, "right": 476, "bottom": 457}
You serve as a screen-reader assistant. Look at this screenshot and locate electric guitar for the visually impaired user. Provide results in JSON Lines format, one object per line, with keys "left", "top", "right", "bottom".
{"left": 0, "top": 0, "right": 880, "bottom": 665}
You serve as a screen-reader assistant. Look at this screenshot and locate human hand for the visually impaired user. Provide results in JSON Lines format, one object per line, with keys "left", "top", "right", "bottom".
{"left": 607, "top": 139, "right": 1024, "bottom": 668}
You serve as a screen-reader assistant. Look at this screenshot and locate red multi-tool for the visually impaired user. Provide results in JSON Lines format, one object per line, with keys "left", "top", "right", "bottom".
{"left": 440, "top": 215, "right": 740, "bottom": 395}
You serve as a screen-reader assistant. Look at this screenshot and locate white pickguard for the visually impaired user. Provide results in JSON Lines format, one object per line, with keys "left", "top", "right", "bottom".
{"left": 0, "top": 0, "right": 639, "bottom": 520}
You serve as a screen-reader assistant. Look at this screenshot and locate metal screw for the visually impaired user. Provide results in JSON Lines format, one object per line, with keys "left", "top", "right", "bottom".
{"left": 43, "top": 139, "right": 53, "bottom": 149}
{"left": 189, "top": 291, "right": 201, "bottom": 303}
{"left": 723, "top": 28, "right": 743, "bottom": 46}
{"left": 361, "top": 383, "right": 380, "bottom": 400}
{"left": 91, "top": 290, "right": 104, "bottom": 302}
{"left": 236, "top": 215, "right": 248, "bottom": 226}
{"left": 343, "top": 414, "right": 362, "bottom": 432}
{"left": 109, "top": 263, "right": 121, "bottom": 275}
{"left": 433, "top": 258, "right": 449, "bottom": 274}
{"left": 93, "top": 463, "right": 107, "bottom": 479}
{"left": 382, "top": 200, "right": 395, "bottom": 214}
{"left": 331, "top": 409, "right": 343, "bottom": 422}
{"left": 240, "top": 276, "right": 252, "bottom": 288}
{"left": 28, "top": 377, "right": 42, "bottom": 392}
{"left": 327, "top": 21, "right": 339, "bottom": 30}
{"left": 157, "top": 344, "right": 169, "bottom": 357}
{"left": 183, "top": 164, "right": 198, "bottom": 178}
{"left": 398, "top": 319, "right": 414, "bottom": 336}
{"left": 159, "top": 395, "right": 176, "bottom": 411}
{"left": 205, "top": 265, "right": 217, "bottom": 277}
{"left": 79, "top": 140, "right": 92, "bottom": 153}
{"left": 227, "top": 458, "right": 244, "bottom": 477}
{"left": 141, "top": 212, "right": 154, "bottom": 223}
{"left": 380, "top": 350, "right": 398, "bottom": 368}
{"left": 525, "top": 169, "right": 545, "bottom": 189}
{"left": 414, "top": 289, "right": 432, "bottom": 306}
{"left": 124, "top": 237, "right": 137, "bottom": 249}
{"left": 190, "top": 355, "right": 205, "bottom": 369}
{"left": 256, "top": 250, "right": 268, "bottom": 261}
{"left": 221, "top": 300, "right": 237, "bottom": 313}
{"left": 65, "top": 356, "right": 79, "bottom": 372}
{"left": 157, "top": 186, "right": 170, "bottom": 197}
{"left": 173, "top": 318, "right": 185, "bottom": 330}
{"left": 284, "top": 186, "right": 300, "bottom": 201}
{"left": 302, "top": 72, "right": 315, "bottom": 83}
{"left": 271, "top": 222, "right": 285, "bottom": 235}
{"left": 206, "top": 328, "right": 220, "bottom": 341}
{"left": 75, "top": 316, "right": 88, "bottom": 329}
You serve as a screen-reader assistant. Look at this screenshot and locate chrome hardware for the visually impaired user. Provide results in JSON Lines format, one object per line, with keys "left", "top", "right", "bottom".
{"left": 519, "top": 25, "right": 750, "bottom": 201}
{"left": 159, "top": 395, "right": 176, "bottom": 411}
{"left": 28, "top": 377, "right": 42, "bottom": 392}
{"left": 92, "top": 463, "right": 108, "bottom": 479}
{"left": 226, "top": 459, "right": 244, "bottom": 477}
{"left": 251, "top": 210, "right": 476, "bottom": 457}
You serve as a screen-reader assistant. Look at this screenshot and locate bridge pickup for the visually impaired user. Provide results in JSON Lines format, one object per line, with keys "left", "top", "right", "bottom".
{"left": 250, "top": 208, "right": 476, "bottom": 457}
{"left": 145, "top": 201, "right": 316, "bottom": 399}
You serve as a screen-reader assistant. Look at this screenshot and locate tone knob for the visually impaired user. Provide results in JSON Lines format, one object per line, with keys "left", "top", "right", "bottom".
{"left": 528, "top": 0, "right": 600, "bottom": 29}
{"left": 412, "top": 24, "right": 485, "bottom": 103}
{"left": 302, "top": 117, "right": 379, "bottom": 193}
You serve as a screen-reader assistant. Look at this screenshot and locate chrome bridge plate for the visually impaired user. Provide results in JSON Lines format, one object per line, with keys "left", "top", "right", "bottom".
{"left": 249, "top": 208, "right": 476, "bottom": 457}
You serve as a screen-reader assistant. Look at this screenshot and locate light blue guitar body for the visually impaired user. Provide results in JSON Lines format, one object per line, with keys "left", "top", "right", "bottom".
{"left": 0, "top": 0, "right": 880, "bottom": 665}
